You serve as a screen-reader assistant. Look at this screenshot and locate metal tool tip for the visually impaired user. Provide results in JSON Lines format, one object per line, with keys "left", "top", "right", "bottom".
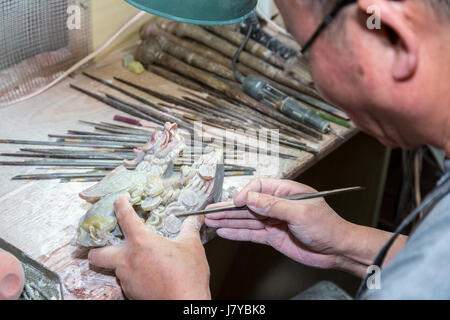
{"left": 330, "top": 129, "right": 344, "bottom": 140}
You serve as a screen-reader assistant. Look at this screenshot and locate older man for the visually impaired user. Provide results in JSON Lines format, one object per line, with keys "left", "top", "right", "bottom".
{"left": 88, "top": 0, "right": 450, "bottom": 299}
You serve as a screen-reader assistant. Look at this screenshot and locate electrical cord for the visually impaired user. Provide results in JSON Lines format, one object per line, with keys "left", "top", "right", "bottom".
{"left": 232, "top": 23, "right": 254, "bottom": 84}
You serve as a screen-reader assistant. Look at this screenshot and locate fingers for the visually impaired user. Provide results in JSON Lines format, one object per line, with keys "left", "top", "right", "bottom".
{"left": 114, "top": 193, "right": 147, "bottom": 242}
{"left": 205, "top": 202, "right": 236, "bottom": 219}
{"left": 234, "top": 178, "right": 317, "bottom": 207}
{"left": 205, "top": 200, "right": 265, "bottom": 221}
{"left": 216, "top": 228, "right": 268, "bottom": 244}
{"left": 206, "top": 208, "right": 266, "bottom": 220}
{"left": 88, "top": 245, "right": 123, "bottom": 270}
{"left": 206, "top": 201, "right": 233, "bottom": 209}
{"left": 245, "top": 192, "right": 303, "bottom": 222}
{"left": 176, "top": 216, "right": 203, "bottom": 242}
{"left": 206, "top": 218, "right": 267, "bottom": 230}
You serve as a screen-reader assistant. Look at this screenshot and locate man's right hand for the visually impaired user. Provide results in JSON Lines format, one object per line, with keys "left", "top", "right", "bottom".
{"left": 205, "top": 178, "right": 354, "bottom": 270}
{"left": 205, "top": 178, "right": 407, "bottom": 277}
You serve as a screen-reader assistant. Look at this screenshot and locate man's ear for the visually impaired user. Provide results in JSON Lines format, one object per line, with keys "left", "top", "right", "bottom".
{"left": 358, "top": 0, "right": 419, "bottom": 80}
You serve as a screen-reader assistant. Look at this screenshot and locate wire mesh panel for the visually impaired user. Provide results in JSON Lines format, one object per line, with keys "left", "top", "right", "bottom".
{"left": 0, "top": 0, "right": 92, "bottom": 106}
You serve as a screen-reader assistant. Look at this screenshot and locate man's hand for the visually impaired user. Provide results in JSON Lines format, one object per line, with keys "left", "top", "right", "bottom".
{"left": 206, "top": 179, "right": 408, "bottom": 277}
{"left": 88, "top": 193, "right": 211, "bottom": 300}
{"left": 205, "top": 179, "right": 362, "bottom": 271}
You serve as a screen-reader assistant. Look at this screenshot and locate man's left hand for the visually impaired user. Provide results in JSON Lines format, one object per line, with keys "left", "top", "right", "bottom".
{"left": 88, "top": 193, "right": 211, "bottom": 300}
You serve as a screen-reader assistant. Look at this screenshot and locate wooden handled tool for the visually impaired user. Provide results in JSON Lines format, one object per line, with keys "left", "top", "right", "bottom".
{"left": 175, "top": 186, "right": 364, "bottom": 218}
{"left": 137, "top": 39, "right": 323, "bottom": 141}
{"left": 152, "top": 18, "right": 313, "bottom": 96}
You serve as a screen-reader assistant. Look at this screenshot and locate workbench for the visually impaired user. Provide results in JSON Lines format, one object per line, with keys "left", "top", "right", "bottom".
{"left": 0, "top": 44, "right": 359, "bottom": 299}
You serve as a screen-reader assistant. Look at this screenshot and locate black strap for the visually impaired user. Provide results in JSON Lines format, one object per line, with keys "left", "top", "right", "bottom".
{"left": 356, "top": 171, "right": 450, "bottom": 298}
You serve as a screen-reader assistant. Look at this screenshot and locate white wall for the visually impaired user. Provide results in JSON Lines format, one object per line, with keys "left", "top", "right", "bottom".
{"left": 257, "top": 0, "right": 275, "bottom": 18}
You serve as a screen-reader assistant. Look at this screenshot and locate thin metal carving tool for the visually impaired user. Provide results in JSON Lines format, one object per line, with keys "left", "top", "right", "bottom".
{"left": 175, "top": 186, "right": 364, "bottom": 218}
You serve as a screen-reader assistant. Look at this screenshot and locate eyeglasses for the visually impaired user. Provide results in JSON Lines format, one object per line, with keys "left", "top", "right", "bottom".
{"left": 301, "top": 0, "right": 356, "bottom": 54}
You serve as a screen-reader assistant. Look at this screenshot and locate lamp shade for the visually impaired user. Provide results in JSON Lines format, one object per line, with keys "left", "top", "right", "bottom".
{"left": 124, "top": 0, "right": 257, "bottom": 25}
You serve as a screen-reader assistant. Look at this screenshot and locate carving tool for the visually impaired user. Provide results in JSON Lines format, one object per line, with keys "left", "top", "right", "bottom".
{"left": 104, "top": 93, "right": 194, "bottom": 134}
{"left": 155, "top": 34, "right": 236, "bottom": 81}
{"left": 243, "top": 76, "right": 343, "bottom": 138}
{"left": 113, "top": 115, "right": 160, "bottom": 130}
{"left": 19, "top": 148, "right": 134, "bottom": 156}
{"left": 13, "top": 168, "right": 255, "bottom": 181}
{"left": 0, "top": 160, "right": 125, "bottom": 168}
{"left": 311, "top": 109, "right": 351, "bottom": 129}
{"left": 71, "top": 84, "right": 164, "bottom": 126}
{"left": 204, "top": 25, "right": 285, "bottom": 68}
{"left": 12, "top": 173, "right": 109, "bottom": 181}
{"left": 59, "top": 170, "right": 253, "bottom": 183}
{"left": 232, "top": 25, "right": 343, "bottom": 139}
{"left": 100, "top": 122, "right": 160, "bottom": 134}
{"left": 78, "top": 120, "right": 156, "bottom": 137}
{"left": 82, "top": 72, "right": 167, "bottom": 114}
{"left": 67, "top": 129, "right": 149, "bottom": 138}
{"left": 0, "top": 139, "right": 135, "bottom": 149}
{"left": 175, "top": 186, "right": 364, "bottom": 218}
{"left": 0, "top": 152, "right": 133, "bottom": 161}
{"left": 240, "top": 72, "right": 350, "bottom": 122}
{"left": 48, "top": 134, "right": 148, "bottom": 144}
{"left": 240, "top": 15, "right": 298, "bottom": 61}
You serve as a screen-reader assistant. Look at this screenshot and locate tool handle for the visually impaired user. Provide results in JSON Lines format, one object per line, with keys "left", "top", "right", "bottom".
{"left": 311, "top": 110, "right": 351, "bottom": 128}
{"left": 281, "top": 97, "right": 330, "bottom": 133}
{"left": 175, "top": 186, "right": 364, "bottom": 218}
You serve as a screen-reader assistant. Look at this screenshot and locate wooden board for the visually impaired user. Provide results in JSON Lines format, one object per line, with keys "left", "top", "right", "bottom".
{"left": 0, "top": 44, "right": 358, "bottom": 300}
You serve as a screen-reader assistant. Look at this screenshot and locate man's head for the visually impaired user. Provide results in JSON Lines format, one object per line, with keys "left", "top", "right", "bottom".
{"left": 275, "top": 0, "right": 450, "bottom": 155}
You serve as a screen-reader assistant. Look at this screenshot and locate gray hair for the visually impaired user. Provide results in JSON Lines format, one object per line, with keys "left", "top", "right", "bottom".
{"left": 427, "top": 0, "right": 450, "bottom": 19}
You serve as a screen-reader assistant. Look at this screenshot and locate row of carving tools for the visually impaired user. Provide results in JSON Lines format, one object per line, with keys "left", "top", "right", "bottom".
{"left": 0, "top": 117, "right": 262, "bottom": 182}
{"left": 134, "top": 18, "right": 351, "bottom": 139}
{"left": 72, "top": 72, "right": 317, "bottom": 153}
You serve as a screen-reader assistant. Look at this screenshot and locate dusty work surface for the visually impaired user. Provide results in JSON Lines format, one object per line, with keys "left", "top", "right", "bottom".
{"left": 0, "top": 46, "right": 358, "bottom": 300}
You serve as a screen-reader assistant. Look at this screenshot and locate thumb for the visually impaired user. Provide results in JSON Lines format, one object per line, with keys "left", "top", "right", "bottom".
{"left": 247, "top": 191, "right": 299, "bottom": 222}
{"left": 176, "top": 216, "right": 204, "bottom": 242}
{"left": 114, "top": 193, "right": 147, "bottom": 242}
